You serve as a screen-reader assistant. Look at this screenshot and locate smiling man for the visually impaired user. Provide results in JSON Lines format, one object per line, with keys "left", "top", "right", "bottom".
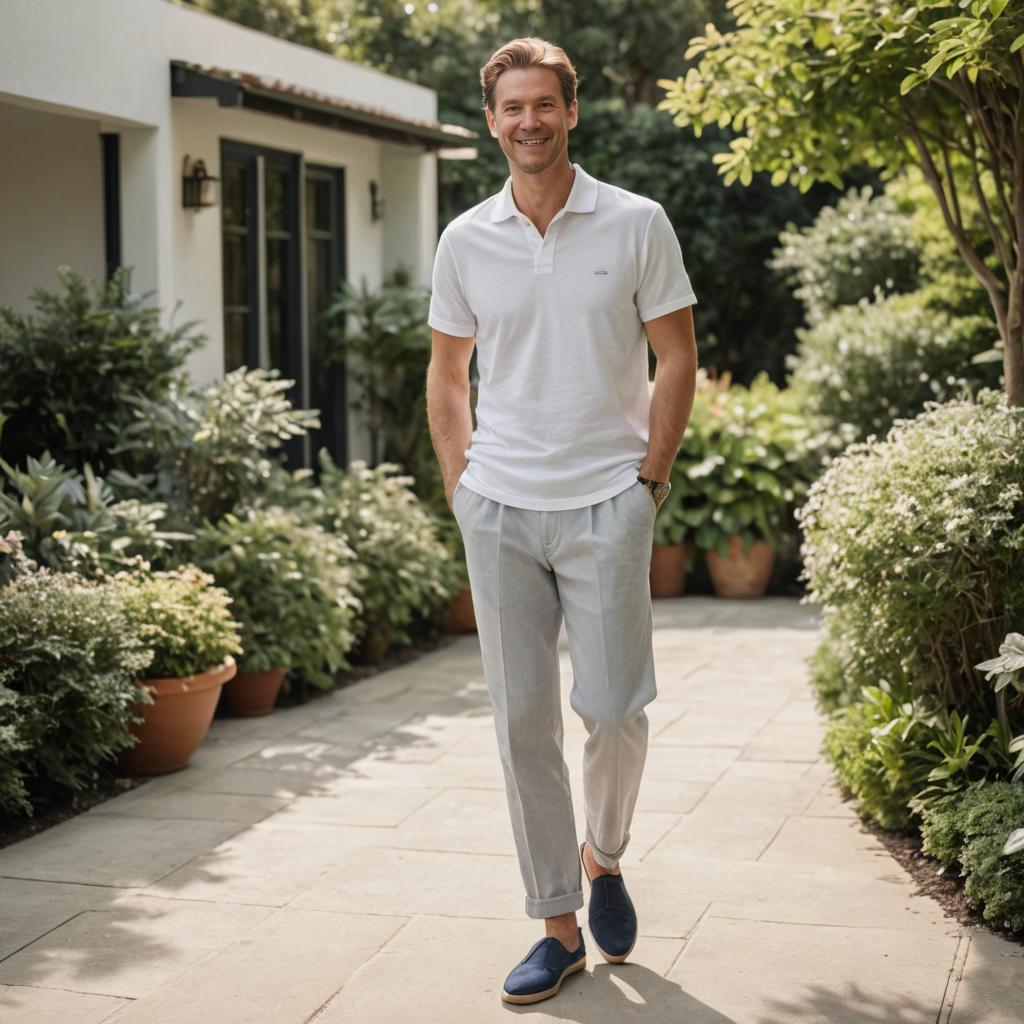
{"left": 425, "top": 37, "right": 699, "bottom": 1005}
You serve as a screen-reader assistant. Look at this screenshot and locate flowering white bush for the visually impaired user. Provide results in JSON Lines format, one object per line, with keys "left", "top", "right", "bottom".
{"left": 797, "top": 389, "right": 1024, "bottom": 716}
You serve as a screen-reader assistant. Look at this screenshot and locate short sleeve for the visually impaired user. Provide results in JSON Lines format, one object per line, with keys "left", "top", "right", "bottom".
{"left": 634, "top": 204, "right": 697, "bottom": 323}
{"left": 427, "top": 229, "right": 476, "bottom": 337}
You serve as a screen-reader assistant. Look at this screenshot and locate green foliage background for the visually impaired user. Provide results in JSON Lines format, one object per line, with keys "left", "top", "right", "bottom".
{"left": 186, "top": 0, "right": 853, "bottom": 384}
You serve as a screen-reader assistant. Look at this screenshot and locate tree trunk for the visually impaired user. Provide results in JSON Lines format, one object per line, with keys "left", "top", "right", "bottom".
{"left": 1006, "top": 272, "right": 1024, "bottom": 408}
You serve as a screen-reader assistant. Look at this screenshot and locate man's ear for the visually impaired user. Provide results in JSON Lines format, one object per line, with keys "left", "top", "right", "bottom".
{"left": 484, "top": 106, "right": 498, "bottom": 139}
{"left": 567, "top": 99, "right": 579, "bottom": 131}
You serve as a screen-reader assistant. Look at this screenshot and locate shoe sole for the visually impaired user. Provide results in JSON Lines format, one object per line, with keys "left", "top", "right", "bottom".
{"left": 580, "top": 840, "right": 637, "bottom": 964}
{"left": 500, "top": 956, "right": 586, "bottom": 1004}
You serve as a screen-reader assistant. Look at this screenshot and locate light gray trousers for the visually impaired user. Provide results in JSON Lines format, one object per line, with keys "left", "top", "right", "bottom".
{"left": 452, "top": 477, "right": 658, "bottom": 919}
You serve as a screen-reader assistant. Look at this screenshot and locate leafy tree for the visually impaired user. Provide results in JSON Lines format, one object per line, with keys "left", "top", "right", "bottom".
{"left": 659, "top": 0, "right": 1024, "bottom": 405}
{"left": 495, "top": 0, "right": 733, "bottom": 106}
{"left": 188, "top": 0, "right": 335, "bottom": 50}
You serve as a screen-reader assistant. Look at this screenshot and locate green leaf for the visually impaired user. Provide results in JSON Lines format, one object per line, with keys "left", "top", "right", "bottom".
{"left": 1011, "top": 32, "right": 1024, "bottom": 53}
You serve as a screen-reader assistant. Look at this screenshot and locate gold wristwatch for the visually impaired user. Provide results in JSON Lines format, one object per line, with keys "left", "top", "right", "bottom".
{"left": 637, "top": 473, "right": 671, "bottom": 507}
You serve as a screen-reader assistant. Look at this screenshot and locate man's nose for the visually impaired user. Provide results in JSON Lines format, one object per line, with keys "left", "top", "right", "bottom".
{"left": 519, "top": 107, "right": 541, "bottom": 130}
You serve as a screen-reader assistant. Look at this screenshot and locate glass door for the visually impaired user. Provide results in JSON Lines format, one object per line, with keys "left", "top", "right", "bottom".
{"left": 220, "top": 141, "right": 304, "bottom": 467}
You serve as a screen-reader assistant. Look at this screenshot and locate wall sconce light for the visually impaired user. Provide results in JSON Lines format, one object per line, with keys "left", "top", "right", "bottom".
{"left": 182, "top": 154, "right": 219, "bottom": 210}
{"left": 369, "top": 180, "right": 385, "bottom": 222}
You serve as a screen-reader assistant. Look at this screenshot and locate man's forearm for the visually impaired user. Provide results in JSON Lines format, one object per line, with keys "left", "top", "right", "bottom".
{"left": 426, "top": 362, "right": 473, "bottom": 500}
{"left": 639, "top": 350, "right": 697, "bottom": 482}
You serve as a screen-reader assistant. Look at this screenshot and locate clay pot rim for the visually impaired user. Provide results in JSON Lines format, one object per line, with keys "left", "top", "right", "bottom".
{"left": 138, "top": 656, "right": 237, "bottom": 695}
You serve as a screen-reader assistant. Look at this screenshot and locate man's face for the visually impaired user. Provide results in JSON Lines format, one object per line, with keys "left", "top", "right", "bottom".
{"left": 485, "top": 67, "right": 578, "bottom": 176}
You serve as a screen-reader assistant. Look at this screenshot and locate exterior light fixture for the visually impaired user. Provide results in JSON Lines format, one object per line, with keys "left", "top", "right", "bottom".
{"left": 369, "top": 180, "right": 385, "bottom": 222}
{"left": 182, "top": 154, "right": 219, "bottom": 210}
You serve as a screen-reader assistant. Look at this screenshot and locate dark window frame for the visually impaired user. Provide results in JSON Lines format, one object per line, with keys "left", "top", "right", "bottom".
{"left": 305, "top": 163, "right": 349, "bottom": 467}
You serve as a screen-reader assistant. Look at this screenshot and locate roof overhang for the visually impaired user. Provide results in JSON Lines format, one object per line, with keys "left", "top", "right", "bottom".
{"left": 170, "top": 60, "right": 477, "bottom": 154}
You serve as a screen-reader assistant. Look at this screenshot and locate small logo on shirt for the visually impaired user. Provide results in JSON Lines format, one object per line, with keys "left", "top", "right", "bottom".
{"left": 593, "top": 268, "right": 609, "bottom": 275}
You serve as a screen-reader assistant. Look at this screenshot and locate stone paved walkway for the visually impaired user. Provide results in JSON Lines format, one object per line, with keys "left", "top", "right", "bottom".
{"left": 1, "top": 596, "right": 1022, "bottom": 1023}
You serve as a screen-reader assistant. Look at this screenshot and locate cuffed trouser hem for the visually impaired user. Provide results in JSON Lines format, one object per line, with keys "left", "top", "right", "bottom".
{"left": 587, "top": 829, "right": 631, "bottom": 870}
{"left": 525, "top": 890, "right": 585, "bottom": 919}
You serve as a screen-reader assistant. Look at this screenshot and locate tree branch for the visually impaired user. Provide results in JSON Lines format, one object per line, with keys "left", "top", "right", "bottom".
{"left": 899, "top": 96, "right": 1007, "bottom": 327}
{"left": 962, "top": 115, "right": 1015, "bottom": 280}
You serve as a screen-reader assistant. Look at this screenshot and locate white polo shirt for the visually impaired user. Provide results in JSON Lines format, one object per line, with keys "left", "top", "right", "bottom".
{"left": 428, "top": 162, "right": 697, "bottom": 511}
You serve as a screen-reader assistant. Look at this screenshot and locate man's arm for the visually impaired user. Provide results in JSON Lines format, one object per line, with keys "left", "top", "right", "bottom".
{"left": 639, "top": 305, "right": 698, "bottom": 484}
{"left": 426, "top": 328, "right": 476, "bottom": 511}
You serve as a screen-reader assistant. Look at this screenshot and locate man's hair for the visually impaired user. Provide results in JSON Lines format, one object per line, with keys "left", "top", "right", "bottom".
{"left": 480, "top": 37, "right": 577, "bottom": 113}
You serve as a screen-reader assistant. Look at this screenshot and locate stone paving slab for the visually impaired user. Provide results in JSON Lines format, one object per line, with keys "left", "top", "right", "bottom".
{"left": 102, "top": 909, "right": 406, "bottom": 1024}
{"left": 314, "top": 914, "right": 688, "bottom": 1023}
{"left": 663, "top": 915, "right": 960, "bottom": 1024}
{"left": 0, "top": 985, "right": 127, "bottom": 1024}
{"left": 0, "top": 595, "right": 1021, "bottom": 1022}
{"left": 947, "top": 928, "right": 1024, "bottom": 1024}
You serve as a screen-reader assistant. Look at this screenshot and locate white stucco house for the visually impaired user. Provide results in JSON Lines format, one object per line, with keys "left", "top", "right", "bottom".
{"left": 0, "top": 0, "right": 475, "bottom": 464}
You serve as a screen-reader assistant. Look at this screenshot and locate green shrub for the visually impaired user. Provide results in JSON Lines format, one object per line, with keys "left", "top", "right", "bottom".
{"left": 920, "top": 782, "right": 1024, "bottom": 933}
{"left": 666, "top": 371, "right": 816, "bottom": 557}
{"left": 974, "top": 630, "right": 1024, "bottom": 783}
{"left": 0, "top": 569, "right": 153, "bottom": 817}
{"left": 823, "top": 683, "right": 1012, "bottom": 832}
{"left": 190, "top": 508, "right": 362, "bottom": 687}
{"left": 0, "top": 266, "right": 201, "bottom": 472}
{"left": 785, "top": 290, "right": 999, "bottom": 445}
{"left": 0, "top": 453, "right": 185, "bottom": 576}
{"left": 805, "top": 608, "right": 860, "bottom": 715}
{"left": 769, "top": 185, "right": 922, "bottom": 325}
{"left": 117, "top": 367, "right": 318, "bottom": 526}
{"left": 797, "top": 390, "right": 1024, "bottom": 722}
{"left": 0, "top": 531, "right": 39, "bottom": 586}
{"left": 113, "top": 567, "right": 242, "bottom": 679}
{"left": 302, "top": 454, "right": 461, "bottom": 660}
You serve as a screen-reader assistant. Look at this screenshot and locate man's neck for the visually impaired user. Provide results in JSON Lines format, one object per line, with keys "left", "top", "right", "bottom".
{"left": 509, "top": 160, "right": 576, "bottom": 237}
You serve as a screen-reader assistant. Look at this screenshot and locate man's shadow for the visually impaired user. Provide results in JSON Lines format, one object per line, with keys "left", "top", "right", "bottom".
{"left": 502, "top": 959, "right": 938, "bottom": 1022}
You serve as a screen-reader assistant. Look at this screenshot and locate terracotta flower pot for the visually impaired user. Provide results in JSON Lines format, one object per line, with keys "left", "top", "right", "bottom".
{"left": 444, "top": 585, "right": 476, "bottom": 634}
{"left": 118, "top": 657, "right": 237, "bottom": 776}
{"left": 705, "top": 536, "right": 775, "bottom": 599}
{"left": 650, "top": 542, "right": 693, "bottom": 599}
{"left": 221, "top": 666, "right": 287, "bottom": 717}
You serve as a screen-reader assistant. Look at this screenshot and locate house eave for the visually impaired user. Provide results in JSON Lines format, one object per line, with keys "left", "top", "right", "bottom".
{"left": 170, "top": 61, "right": 477, "bottom": 152}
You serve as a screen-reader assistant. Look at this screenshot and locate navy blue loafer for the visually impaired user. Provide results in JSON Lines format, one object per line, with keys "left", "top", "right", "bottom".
{"left": 581, "top": 840, "right": 638, "bottom": 963}
{"left": 500, "top": 927, "right": 586, "bottom": 1004}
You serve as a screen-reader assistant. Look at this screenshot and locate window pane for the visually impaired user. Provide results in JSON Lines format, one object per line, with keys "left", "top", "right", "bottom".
{"left": 307, "top": 177, "right": 331, "bottom": 234}
{"left": 224, "top": 311, "right": 247, "bottom": 371}
{"left": 222, "top": 161, "right": 247, "bottom": 227}
{"left": 266, "top": 164, "right": 288, "bottom": 233}
{"left": 223, "top": 232, "right": 247, "bottom": 308}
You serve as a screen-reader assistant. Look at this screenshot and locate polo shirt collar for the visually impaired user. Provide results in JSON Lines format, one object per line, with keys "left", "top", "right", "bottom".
{"left": 488, "top": 162, "right": 598, "bottom": 223}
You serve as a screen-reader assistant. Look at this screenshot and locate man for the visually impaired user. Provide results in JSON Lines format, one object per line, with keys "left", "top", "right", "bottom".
{"left": 425, "top": 37, "right": 698, "bottom": 1005}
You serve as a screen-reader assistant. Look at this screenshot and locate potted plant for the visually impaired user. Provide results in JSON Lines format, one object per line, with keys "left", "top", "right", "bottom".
{"left": 674, "top": 371, "right": 810, "bottom": 599}
{"left": 191, "top": 507, "right": 362, "bottom": 713}
{"left": 435, "top": 514, "right": 474, "bottom": 632}
{"left": 113, "top": 566, "right": 242, "bottom": 774}
{"left": 649, "top": 442, "right": 698, "bottom": 598}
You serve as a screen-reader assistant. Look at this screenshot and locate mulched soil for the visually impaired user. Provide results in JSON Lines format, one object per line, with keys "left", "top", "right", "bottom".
{"left": 0, "top": 630, "right": 460, "bottom": 851}
{"left": 861, "top": 811, "right": 1024, "bottom": 948}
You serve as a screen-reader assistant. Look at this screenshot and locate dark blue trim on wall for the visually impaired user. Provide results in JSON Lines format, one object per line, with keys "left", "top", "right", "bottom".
{"left": 100, "top": 133, "right": 121, "bottom": 280}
